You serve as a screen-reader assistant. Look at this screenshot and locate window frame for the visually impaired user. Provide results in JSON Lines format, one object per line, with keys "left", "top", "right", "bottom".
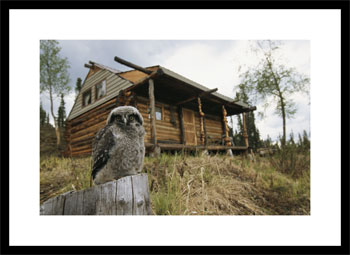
{"left": 95, "top": 79, "right": 107, "bottom": 101}
{"left": 148, "top": 103, "right": 164, "bottom": 121}
{"left": 82, "top": 88, "right": 92, "bottom": 108}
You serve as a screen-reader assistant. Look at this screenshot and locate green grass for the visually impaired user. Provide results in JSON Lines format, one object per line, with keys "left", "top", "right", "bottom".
{"left": 40, "top": 151, "right": 310, "bottom": 215}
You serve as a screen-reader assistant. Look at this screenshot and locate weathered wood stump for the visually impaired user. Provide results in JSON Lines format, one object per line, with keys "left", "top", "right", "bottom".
{"left": 40, "top": 173, "right": 151, "bottom": 215}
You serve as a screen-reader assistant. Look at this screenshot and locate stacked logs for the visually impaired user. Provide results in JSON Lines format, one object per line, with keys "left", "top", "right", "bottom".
{"left": 64, "top": 98, "right": 117, "bottom": 156}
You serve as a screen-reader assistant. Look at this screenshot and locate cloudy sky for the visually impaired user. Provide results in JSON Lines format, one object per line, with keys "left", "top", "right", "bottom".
{"left": 40, "top": 40, "right": 310, "bottom": 142}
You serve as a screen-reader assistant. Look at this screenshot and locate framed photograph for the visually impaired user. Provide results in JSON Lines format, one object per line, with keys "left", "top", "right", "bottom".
{"left": 4, "top": 1, "right": 348, "bottom": 254}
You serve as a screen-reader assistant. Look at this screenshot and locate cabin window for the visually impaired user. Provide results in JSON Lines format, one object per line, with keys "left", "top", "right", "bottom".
{"left": 82, "top": 89, "right": 92, "bottom": 107}
{"left": 95, "top": 80, "right": 106, "bottom": 100}
{"left": 155, "top": 106, "right": 162, "bottom": 120}
{"left": 148, "top": 105, "right": 163, "bottom": 120}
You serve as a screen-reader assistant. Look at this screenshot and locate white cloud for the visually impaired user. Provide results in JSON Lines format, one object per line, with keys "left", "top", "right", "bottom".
{"left": 279, "top": 40, "right": 310, "bottom": 76}
{"left": 160, "top": 42, "right": 235, "bottom": 96}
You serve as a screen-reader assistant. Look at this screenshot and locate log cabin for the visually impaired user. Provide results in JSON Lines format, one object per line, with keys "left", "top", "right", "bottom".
{"left": 64, "top": 57, "right": 256, "bottom": 157}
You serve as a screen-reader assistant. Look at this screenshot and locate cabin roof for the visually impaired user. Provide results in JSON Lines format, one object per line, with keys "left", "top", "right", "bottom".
{"left": 89, "top": 61, "right": 122, "bottom": 74}
{"left": 68, "top": 61, "right": 256, "bottom": 121}
{"left": 115, "top": 64, "right": 255, "bottom": 113}
{"left": 158, "top": 66, "right": 251, "bottom": 109}
{"left": 90, "top": 61, "right": 251, "bottom": 109}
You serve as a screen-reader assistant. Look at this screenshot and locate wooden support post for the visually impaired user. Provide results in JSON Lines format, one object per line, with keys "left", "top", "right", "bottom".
{"left": 148, "top": 79, "right": 159, "bottom": 156}
{"left": 178, "top": 106, "right": 186, "bottom": 145}
{"left": 40, "top": 174, "right": 152, "bottom": 215}
{"left": 197, "top": 97, "right": 205, "bottom": 145}
{"left": 242, "top": 112, "right": 249, "bottom": 148}
{"left": 222, "top": 105, "right": 232, "bottom": 147}
{"left": 203, "top": 117, "right": 207, "bottom": 146}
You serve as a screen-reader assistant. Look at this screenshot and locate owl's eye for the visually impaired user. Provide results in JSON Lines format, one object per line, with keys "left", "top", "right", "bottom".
{"left": 129, "top": 115, "right": 134, "bottom": 121}
{"left": 115, "top": 115, "right": 121, "bottom": 120}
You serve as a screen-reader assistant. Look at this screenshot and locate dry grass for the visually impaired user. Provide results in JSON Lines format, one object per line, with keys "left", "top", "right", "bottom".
{"left": 40, "top": 156, "right": 92, "bottom": 204}
{"left": 40, "top": 152, "right": 310, "bottom": 215}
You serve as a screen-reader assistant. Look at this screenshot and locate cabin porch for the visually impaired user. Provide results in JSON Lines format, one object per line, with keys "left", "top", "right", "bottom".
{"left": 145, "top": 142, "right": 248, "bottom": 153}
{"left": 112, "top": 56, "right": 256, "bottom": 156}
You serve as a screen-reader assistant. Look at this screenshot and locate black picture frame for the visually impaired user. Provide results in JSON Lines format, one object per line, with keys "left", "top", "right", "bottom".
{"left": 2, "top": 1, "right": 349, "bottom": 254}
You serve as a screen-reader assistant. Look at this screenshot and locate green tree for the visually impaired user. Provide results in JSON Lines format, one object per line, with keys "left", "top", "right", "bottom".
{"left": 302, "top": 130, "right": 310, "bottom": 151}
{"left": 75, "top": 77, "right": 82, "bottom": 96}
{"left": 289, "top": 130, "right": 295, "bottom": 146}
{"left": 40, "top": 40, "right": 70, "bottom": 146}
{"left": 297, "top": 133, "right": 303, "bottom": 148}
{"left": 234, "top": 85, "right": 261, "bottom": 151}
{"left": 237, "top": 40, "right": 309, "bottom": 147}
{"left": 234, "top": 113, "right": 244, "bottom": 146}
{"left": 57, "top": 94, "right": 66, "bottom": 128}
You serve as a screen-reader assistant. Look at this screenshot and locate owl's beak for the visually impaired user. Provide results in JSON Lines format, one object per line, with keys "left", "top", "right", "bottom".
{"left": 116, "top": 116, "right": 127, "bottom": 126}
{"left": 122, "top": 116, "right": 127, "bottom": 125}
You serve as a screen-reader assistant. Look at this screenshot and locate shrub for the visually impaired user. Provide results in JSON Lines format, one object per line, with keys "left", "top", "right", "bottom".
{"left": 269, "top": 143, "right": 310, "bottom": 178}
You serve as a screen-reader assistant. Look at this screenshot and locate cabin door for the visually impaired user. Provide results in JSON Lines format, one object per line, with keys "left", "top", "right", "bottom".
{"left": 182, "top": 108, "right": 197, "bottom": 145}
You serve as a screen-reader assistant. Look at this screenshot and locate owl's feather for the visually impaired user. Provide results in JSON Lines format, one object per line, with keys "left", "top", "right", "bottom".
{"left": 91, "top": 106, "right": 145, "bottom": 185}
{"left": 91, "top": 124, "right": 115, "bottom": 180}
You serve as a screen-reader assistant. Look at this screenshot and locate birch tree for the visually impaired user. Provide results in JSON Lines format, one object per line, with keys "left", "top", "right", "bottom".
{"left": 237, "top": 40, "right": 309, "bottom": 147}
{"left": 40, "top": 40, "right": 70, "bottom": 146}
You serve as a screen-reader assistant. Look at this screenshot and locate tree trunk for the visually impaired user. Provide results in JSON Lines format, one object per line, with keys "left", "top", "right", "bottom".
{"left": 40, "top": 174, "right": 152, "bottom": 215}
{"left": 280, "top": 97, "right": 286, "bottom": 147}
{"left": 268, "top": 60, "right": 286, "bottom": 148}
{"left": 49, "top": 85, "right": 61, "bottom": 146}
{"left": 148, "top": 79, "right": 159, "bottom": 156}
{"left": 55, "top": 120, "right": 61, "bottom": 146}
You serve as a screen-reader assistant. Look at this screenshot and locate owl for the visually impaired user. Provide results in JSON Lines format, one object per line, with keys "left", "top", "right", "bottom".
{"left": 91, "top": 106, "right": 145, "bottom": 185}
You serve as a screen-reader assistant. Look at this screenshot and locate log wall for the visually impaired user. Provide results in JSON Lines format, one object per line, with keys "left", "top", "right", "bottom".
{"left": 65, "top": 98, "right": 117, "bottom": 157}
{"left": 195, "top": 113, "right": 223, "bottom": 145}
{"left": 65, "top": 96, "right": 226, "bottom": 157}
{"left": 136, "top": 101, "right": 181, "bottom": 144}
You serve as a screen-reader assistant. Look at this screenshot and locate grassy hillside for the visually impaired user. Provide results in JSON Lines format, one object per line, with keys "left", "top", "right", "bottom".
{"left": 40, "top": 151, "right": 310, "bottom": 215}
{"left": 40, "top": 124, "right": 58, "bottom": 156}
{"left": 40, "top": 124, "right": 66, "bottom": 157}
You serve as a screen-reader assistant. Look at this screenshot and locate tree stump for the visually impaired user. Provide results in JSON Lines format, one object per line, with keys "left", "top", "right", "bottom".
{"left": 40, "top": 173, "right": 151, "bottom": 215}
